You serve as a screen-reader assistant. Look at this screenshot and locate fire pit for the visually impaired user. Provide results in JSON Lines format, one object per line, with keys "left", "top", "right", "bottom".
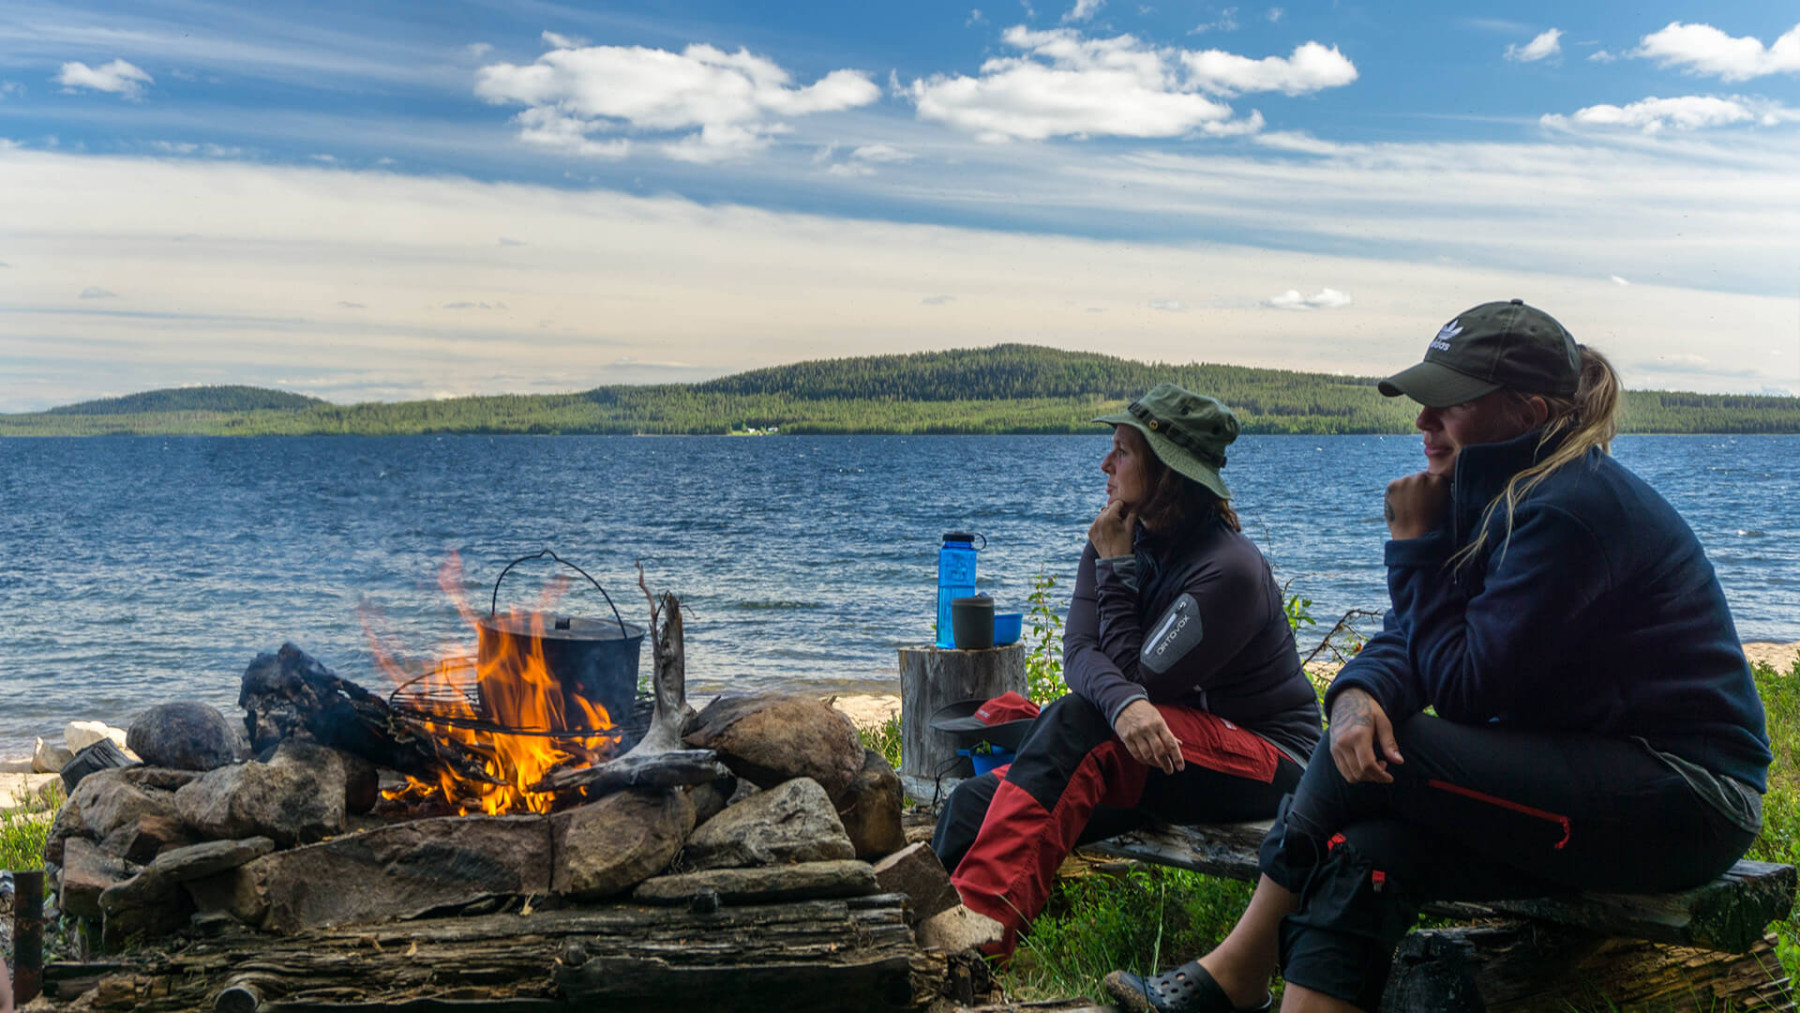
{"left": 372, "top": 550, "right": 649, "bottom": 815}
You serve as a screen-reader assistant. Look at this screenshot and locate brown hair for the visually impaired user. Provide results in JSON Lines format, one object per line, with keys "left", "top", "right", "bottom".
{"left": 1450, "top": 344, "right": 1622, "bottom": 569}
{"left": 1138, "top": 444, "right": 1242, "bottom": 535}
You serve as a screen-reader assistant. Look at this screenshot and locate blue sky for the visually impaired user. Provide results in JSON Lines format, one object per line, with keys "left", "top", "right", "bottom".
{"left": 1, "top": 0, "right": 1796, "bottom": 409}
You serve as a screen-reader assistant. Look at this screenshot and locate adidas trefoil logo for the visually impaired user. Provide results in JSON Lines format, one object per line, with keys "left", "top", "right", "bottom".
{"left": 1429, "top": 319, "right": 1462, "bottom": 352}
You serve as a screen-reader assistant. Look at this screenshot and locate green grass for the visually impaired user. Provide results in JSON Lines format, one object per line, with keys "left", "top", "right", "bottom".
{"left": 861, "top": 713, "right": 903, "bottom": 772}
{"left": 1748, "top": 649, "right": 1800, "bottom": 980}
{"left": 1, "top": 781, "right": 63, "bottom": 872}
{"left": 1007, "top": 866, "right": 1256, "bottom": 1003}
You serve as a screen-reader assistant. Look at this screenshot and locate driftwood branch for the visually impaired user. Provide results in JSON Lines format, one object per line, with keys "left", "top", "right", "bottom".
{"left": 1301, "top": 608, "right": 1386, "bottom": 668}
{"left": 529, "top": 749, "right": 725, "bottom": 795}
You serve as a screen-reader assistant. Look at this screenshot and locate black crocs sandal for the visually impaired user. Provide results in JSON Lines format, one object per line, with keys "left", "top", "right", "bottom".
{"left": 1102, "top": 960, "right": 1273, "bottom": 1013}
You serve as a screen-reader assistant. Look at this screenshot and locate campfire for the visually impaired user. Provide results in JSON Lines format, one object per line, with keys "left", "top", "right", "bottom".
{"left": 364, "top": 552, "right": 638, "bottom": 816}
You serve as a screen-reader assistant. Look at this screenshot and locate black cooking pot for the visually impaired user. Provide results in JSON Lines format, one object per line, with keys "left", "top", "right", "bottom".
{"left": 476, "top": 550, "right": 645, "bottom": 727}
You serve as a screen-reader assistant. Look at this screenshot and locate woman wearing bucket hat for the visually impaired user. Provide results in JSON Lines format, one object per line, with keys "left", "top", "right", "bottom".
{"left": 930, "top": 383, "right": 1324, "bottom": 959}
{"left": 1105, "top": 301, "right": 1770, "bottom": 1013}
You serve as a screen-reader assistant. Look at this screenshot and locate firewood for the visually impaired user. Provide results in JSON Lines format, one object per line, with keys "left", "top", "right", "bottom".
{"left": 528, "top": 748, "right": 726, "bottom": 796}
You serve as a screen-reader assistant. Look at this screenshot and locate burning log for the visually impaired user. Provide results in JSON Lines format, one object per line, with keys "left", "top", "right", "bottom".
{"left": 238, "top": 643, "right": 492, "bottom": 787}
{"left": 529, "top": 748, "right": 726, "bottom": 796}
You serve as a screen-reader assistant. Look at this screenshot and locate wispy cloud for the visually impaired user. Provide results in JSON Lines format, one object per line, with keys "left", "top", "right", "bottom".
{"left": 56, "top": 59, "right": 153, "bottom": 99}
{"left": 1543, "top": 95, "right": 1794, "bottom": 133}
{"left": 1504, "top": 28, "right": 1562, "bottom": 63}
{"left": 78, "top": 286, "right": 117, "bottom": 299}
{"left": 1063, "top": 0, "right": 1104, "bottom": 24}
{"left": 1264, "top": 287, "right": 1351, "bottom": 309}
{"left": 922, "top": 294, "right": 955, "bottom": 304}
{"left": 1148, "top": 299, "right": 1187, "bottom": 311}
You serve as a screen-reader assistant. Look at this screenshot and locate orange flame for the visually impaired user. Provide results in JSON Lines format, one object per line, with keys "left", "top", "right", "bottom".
{"left": 365, "top": 554, "right": 618, "bottom": 815}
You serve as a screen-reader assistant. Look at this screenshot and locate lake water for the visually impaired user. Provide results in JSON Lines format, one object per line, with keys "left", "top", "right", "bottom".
{"left": 1, "top": 433, "right": 1795, "bottom": 757}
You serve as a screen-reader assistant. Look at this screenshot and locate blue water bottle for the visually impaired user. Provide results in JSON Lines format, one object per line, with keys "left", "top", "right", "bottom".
{"left": 936, "top": 531, "right": 984, "bottom": 648}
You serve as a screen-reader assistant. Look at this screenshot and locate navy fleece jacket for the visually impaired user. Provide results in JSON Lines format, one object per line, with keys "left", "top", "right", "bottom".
{"left": 1327, "top": 428, "right": 1771, "bottom": 790}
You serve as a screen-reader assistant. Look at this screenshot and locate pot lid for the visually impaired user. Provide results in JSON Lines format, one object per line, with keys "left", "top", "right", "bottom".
{"left": 478, "top": 613, "right": 643, "bottom": 641}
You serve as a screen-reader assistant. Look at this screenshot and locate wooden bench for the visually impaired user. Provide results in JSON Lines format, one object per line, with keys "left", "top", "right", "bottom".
{"left": 1083, "top": 820, "right": 1798, "bottom": 1012}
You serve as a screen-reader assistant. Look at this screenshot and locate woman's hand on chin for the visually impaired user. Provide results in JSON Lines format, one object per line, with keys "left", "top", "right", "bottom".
{"left": 1115, "top": 699, "right": 1185, "bottom": 774}
{"left": 1088, "top": 499, "right": 1137, "bottom": 557}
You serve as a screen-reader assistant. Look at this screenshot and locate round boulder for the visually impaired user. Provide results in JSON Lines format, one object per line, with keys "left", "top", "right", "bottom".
{"left": 127, "top": 702, "right": 243, "bottom": 771}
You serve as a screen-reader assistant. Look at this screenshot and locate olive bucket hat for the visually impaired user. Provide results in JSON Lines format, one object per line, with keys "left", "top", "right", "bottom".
{"left": 1379, "top": 299, "right": 1580, "bottom": 408}
{"left": 1092, "top": 383, "right": 1239, "bottom": 500}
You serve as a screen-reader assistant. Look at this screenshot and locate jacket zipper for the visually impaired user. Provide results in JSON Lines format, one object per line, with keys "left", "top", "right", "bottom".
{"left": 1427, "top": 779, "right": 1571, "bottom": 849}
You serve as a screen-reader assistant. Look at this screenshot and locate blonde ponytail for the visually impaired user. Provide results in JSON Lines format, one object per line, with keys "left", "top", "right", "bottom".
{"left": 1450, "top": 345, "right": 1622, "bottom": 570}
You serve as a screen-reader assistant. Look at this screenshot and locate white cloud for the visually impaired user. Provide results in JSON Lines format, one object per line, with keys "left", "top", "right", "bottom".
{"left": 968, "top": 9, "right": 988, "bottom": 26}
{"left": 851, "top": 143, "right": 914, "bottom": 163}
{"left": 0, "top": 81, "right": 22, "bottom": 99}
{"left": 1505, "top": 28, "right": 1563, "bottom": 63}
{"left": 1610, "top": 275, "right": 1631, "bottom": 286}
{"left": 338, "top": 301, "right": 365, "bottom": 309}
{"left": 1542, "top": 95, "right": 1779, "bottom": 133}
{"left": 1148, "top": 299, "right": 1187, "bottom": 311}
{"left": 56, "top": 59, "right": 153, "bottom": 100}
{"left": 541, "top": 31, "right": 589, "bottom": 50}
{"left": 149, "top": 141, "right": 244, "bottom": 158}
{"left": 466, "top": 43, "right": 493, "bottom": 59}
{"left": 1588, "top": 50, "right": 1617, "bottom": 64}
{"left": 1267, "top": 7, "right": 1283, "bottom": 23}
{"left": 476, "top": 40, "right": 880, "bottom": 162}
{"left": 1191, "top": 8, "right": 1240, "bottom": 33}
{"left": 909, "top": 26, "right": 1349, "bottom": 141}
{"left": 1634, "top": 21, "right": 1800, "bottom": 82}
{"left": 78, "top": 286, "right": 117, "bottom": 299}
{"left": 1264, "top": 288, "right": 1351, "bottom": 310}
{"left": 1063, "top": 0, "right": 1104, "bottom": 23}
{"left": 1182, "top": 41, "right": 1357, "bottom": 96}
{"left": 923, "top": 294, "right": 955, "bottom": 304}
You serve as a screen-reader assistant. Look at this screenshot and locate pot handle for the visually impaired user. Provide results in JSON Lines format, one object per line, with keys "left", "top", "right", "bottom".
{"left": 489, "top": 549, "right": 628, "bottom": 632}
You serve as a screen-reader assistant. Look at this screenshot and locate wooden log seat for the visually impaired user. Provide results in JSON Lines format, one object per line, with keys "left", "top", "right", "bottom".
{"left": 1081, "top": 820, "right": 1798, "bottom": 1011}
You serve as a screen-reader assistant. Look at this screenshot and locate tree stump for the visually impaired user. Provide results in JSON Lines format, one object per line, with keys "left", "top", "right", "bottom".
{"left": 897, "top": 644, "right": 1026, "bottom": 797}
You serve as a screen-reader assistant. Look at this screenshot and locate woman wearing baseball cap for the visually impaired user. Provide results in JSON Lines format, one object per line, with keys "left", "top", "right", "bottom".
{"left": 931, "top": 384, "right": 1324, "bottom": 959}
{"left": 1107, "top": 301, "right": 1771, "bottom": 1013}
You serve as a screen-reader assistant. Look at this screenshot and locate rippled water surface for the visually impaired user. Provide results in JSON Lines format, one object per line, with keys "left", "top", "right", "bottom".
{"left": 1, "top": 434, "right": 1795, "bottom": 755}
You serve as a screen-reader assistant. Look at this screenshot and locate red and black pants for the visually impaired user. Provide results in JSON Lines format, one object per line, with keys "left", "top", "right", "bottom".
{"left": 931, "top": 693, "right": 1303, "bottom": 953}
{"left": 1261, "top": 713, "right": 1758, "bottom": 1010}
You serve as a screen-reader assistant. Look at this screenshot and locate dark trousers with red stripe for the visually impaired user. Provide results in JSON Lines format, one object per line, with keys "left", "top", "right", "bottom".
{"left": 1261, "top": 713, "right": 1757, "bottom": 1009}
{"left": 931, "top": 693, "right": 1303, "bottom": 952}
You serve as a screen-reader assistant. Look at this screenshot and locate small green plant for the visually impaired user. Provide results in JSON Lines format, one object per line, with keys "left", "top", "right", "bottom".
{"left": 1026, "top": 569, "right": 1070, "bottom": 705}
{"left": 1, "top": 780, "right": 63, "bottom": 872}
{"left": 1283, "top": 591, "right": 1315, "bottom": 633}
{"left": 860, "top": 712, "right": 904, "bottom": 771}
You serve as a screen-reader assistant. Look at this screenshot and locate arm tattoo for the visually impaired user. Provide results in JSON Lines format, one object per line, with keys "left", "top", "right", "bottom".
{"left": 1331, "top": 691, "right": 1374, "bottom": 741}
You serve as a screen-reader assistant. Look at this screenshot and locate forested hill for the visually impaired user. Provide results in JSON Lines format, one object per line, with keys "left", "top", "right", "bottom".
{"left": 48, "top": 386, "right": 326, "bottom": 415}
{"left": 696, "top": 344, "right": 1334, "bottom": 402}
{"left": 3, "top": 345, "right": 1798, "bottom": 436}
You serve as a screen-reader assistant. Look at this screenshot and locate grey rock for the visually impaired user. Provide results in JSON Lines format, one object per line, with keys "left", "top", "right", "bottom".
{"left": 683, "top": 692, "right": 865, "bottom": 797}
{"left": 551, "top": 789, "right": 695, "bottom": 900}
{"left": 174, "top": 741, "right": 346, "bottom": 847}
{"left": 117, "top": 766, "right": 203, "bottom": 791}
{"left": 682, "top": 777, "right": 855, "bottom": 871}
{"left": 69, "top": 768, "right": 181, "bottom": 843}
{"left": 127, "top": 702, "right": 243, "bottom": 771}
{"left": 100, "top": 813, "right": 198, "bottom": 864}
{"left": 255, "top": 814, "right": 551, "bottom": 933}
{"left": 60, "top": 837, "right": 133, "bottom": 920}
{"left": 33, "top": 737, "right": 74, "bottom": 774}
{"left": 833, "top": 749, "right": 907, "bottom": 860}
{"left": 184, "top": 864, "right": 270, "bottom": 926}
{"left": 686, "top": 769, "right": 739, "bottom": 826}
{"left": 633, "top": 860, "right": 879, "bottom": 906}
{"left": 872, "top": 842, "right": 960, "bottom": 923}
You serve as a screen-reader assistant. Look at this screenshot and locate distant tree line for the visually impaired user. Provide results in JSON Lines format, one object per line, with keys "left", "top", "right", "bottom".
{"left": 4, "top": 345, "right": 1797, "bottom": 437}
